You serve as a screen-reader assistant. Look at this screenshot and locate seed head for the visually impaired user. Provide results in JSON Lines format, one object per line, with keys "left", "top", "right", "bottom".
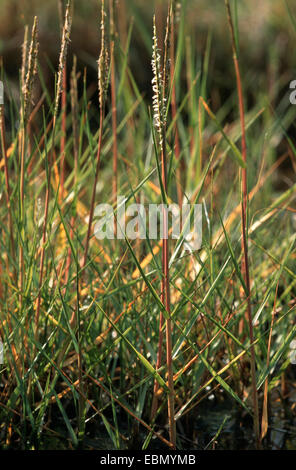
{"left": 97, "top": 0, "right": 109, "bottom": 110}
{"left": 54, "top": 0, "right": 72, "bottom": 117}
{"left": 21, "top": 25, "right": 29, "bottom": 96}
{"left": 23, "top": 17, "right": 39, "bottom": 124}
{"left": 151, "top": 16, "right": 167, "bottom": 150}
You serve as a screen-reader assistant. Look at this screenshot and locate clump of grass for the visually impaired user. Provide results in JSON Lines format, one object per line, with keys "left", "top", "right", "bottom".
{"left": 0, "top": 0, "right": 295, "bottom": 451}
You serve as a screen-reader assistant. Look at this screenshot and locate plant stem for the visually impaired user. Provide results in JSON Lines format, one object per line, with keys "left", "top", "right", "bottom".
{"left": 82, "top": 106, "right": 104, "bottom": 270}
{"left": 150, "top": 7, "right": 176, "bottom": 447}
{"left": 82, "top": 0, "right": 108, "bottom": 273}
{"left": 224, "top": 0, "right": 260, "bottom": 448}
{"left": 76, "top": 254, "right": 85, "bottom": 447}
{"left": 161, "top": 135, "right": 176, "bottom": 449}
{"left": 170, "top": 8, "right": 182, "bottom": 208}
{"left": 35, "top": 118, "right": 55, "bottom": 335}
{"left": 0, "top": 104, "right": 16, "bottom": 282}
{"left": 110, "top": 0, "right": 118, "bottom": 239}
{"left": 60, "top": 61, "right": 67, "bottom": 200}
{"left": 64, "top": 56, "right": 79, "bottom": 292}
{"left": 19, "top": 127, "right": 26, "bottom": 306}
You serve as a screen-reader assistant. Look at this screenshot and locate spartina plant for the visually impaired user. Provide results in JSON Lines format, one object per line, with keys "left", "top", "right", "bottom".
{"left": 22, "top": 18, "right": 39, "bottom": 125}
{"left": 0, "top": 0, "right": 296, "bottom": 452}
{"left": 35, "top": 1, "right": 72, "bottom": 335}
{"left": 150, "top": 6, "right": 176, "bottom": 448}
{"left": 82, "top": 0, "right": 109, "bottom": 271}
{"left": 19, "top": 16, "right": 39, "bottom": 303}
{"left": 224, "top": 0, "right": 260, "bottom": 448}
{"left": 109, "top": 0, "right": 118, "bottom": 212}
{"left": 64, "top": 55, "right": 79, "bottom": 292}
{"left": 59, "top": 0, "right": 69, "bottom": 200}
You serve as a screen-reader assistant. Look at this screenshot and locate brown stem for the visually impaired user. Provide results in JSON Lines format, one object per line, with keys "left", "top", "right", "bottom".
{"left": 82, "top": 106, "right": 104, "bottom": 271}
{"left": 150, "top": 5, "right": 176, "bottom": 447}
{"left": 170, "top": 13, "right": 182, "bottom": 208}
{"left": 60, "top": 63, "right": 67, "bottom": 200}
{"left": 261, "top": 281, "right": 279, "bottom": 442}
{"left": 19, "top": 127, "right": 26, "bottom": 305}
{"left": 76, "top": 266, "right": 85, "bottom": 446}
{"left": 224, "top": 0, "right": 260, "bottom": 448}
{"left": 161, "top": 137, "right": 176, "bottom": 448}
{"left": 64, "top": 58, "right": 79, "bottom": 293}
{"left": 150, "top": 276, "right": 164, "bottom": 419}
{"left": 35, "top": 117, "right": 56, "bottom": 336}
{"left": 110, "top": 0, "right": 118, "bottom": 233}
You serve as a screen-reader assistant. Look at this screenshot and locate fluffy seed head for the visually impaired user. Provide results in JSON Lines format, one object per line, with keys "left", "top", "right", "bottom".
{"left": 151, "top": 16, "right": 166, "bottom": 150}
{"left": 98, "top": 0, "right": 109, "bottom": 110}
{"left": 54, "top": 0, "right": 72, "bottom": 117}
{"left": 23, "top": 17, "right": 39, "bottom": 124}
{"left": 21, "top": 25, "right": 29, "bottom": 96}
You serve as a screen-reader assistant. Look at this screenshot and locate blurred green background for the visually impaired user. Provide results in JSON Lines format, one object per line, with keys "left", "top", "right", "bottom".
{"left": 1, "top": 0, "right": 295, "bottom": 100}
{"left": 1, "top": 0, "right": 295, "bottom": 188}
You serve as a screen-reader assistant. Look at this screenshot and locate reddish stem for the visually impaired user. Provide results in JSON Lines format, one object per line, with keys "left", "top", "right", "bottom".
{"left": 225, "top": 0, "right": 260, "bottom": 448}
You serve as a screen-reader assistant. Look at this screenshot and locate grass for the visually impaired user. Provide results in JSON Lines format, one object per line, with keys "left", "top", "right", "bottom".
{"left": 0, "top": 0, "right": 296, "bottom": 450}
{"left": 224, "top": 0, "right": 259, "bottom": 447}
